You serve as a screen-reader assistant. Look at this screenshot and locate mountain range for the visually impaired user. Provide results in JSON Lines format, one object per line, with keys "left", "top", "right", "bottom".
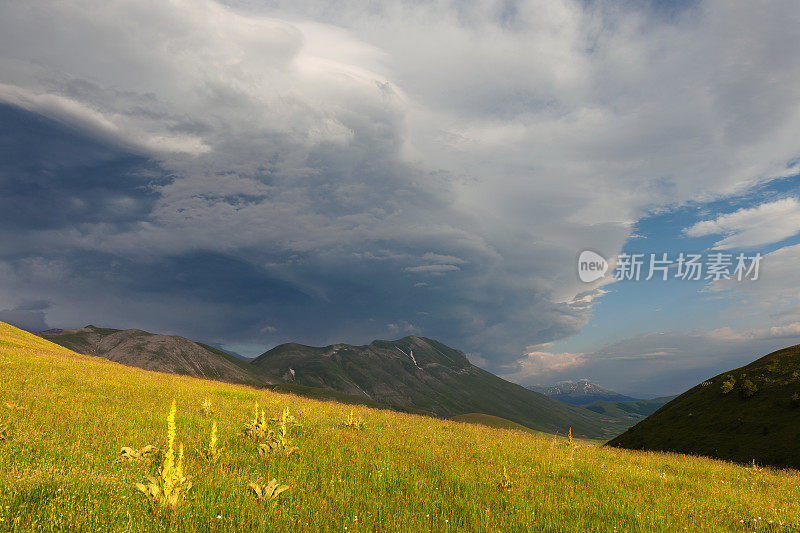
{"left": 530, "top": 379, "right": 638, "bottom": 405}
{"left": 38, "top": 325, "right": 625, "bottom": 439}
{"left": 251, "top": 336, "right": 615, "bottom": 437}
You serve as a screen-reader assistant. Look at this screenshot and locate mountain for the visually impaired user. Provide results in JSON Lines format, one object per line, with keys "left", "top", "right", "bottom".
{"left": 530, "top": 379, "right": 638, "bottom": 405}
{"left": 39, "top": 325, "right": 628, "bottom": 439}
{"left": 251, "top": 336, "right": 617, "bottom": 438}
{"left": 608, "top": 344, "right": 800, "bottom": 468}
{"left": 39, "top": 325, "right": 406, "bottom": 411}
{"left": 38, "top": 325, "right": 280, "bottom": 388}
{"left": 582, "top": 397, "right": 675, "bottom": 430}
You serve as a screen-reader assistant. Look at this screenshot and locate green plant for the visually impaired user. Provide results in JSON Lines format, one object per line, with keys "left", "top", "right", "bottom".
{"left": 202, "top": 420, "right": 221, "bottom": 462}
{"left": 739, "top": 379, "right": 758, "bottom": 399}
{"left": 567, "top": 427, "right": 573, "bottom": 446}
{"left": 258, "top": 438, "right": 299, "bottom": 456}
{"left": 248, "top": 479, "right": 289, "bottom": 503}
{"left": 241, "top": 402, "right": 269, "bottom": 439}
{"left": 201, "top": 397, "right": 214, "bottom": 416}
{"left": 720, "top": 375, "right": 736, "bottom": 394}
{"left": 343, "top": 409, "right": 366, "bottom": 430}
{"left": 271, "top": 407, "right": 301, "bottom": 428}
{"left": 258, "top": 407, "right": 299, "bottom": 456}
{"left": 135, "top": 399, "right": 192, "bottom": 509}
{"left": 497, "top": 466, "right": 513, "bottom": 492}
{"left": 115, "top": 445, "right": 159, "bottom": 464}
{"left": 0, "top": 421, "right": 11, "bottom": 441}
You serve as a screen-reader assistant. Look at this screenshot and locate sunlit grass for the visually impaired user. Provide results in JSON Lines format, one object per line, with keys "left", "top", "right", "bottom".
{"left": 1, "top": 321, "right": 799, "bottom": 531}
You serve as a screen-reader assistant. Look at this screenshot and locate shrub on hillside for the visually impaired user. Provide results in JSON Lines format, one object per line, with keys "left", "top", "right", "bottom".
{"left": 720, "top": 375, "right": 736, "bottom": 394}
{"left": 739, "top": 379, "right": 758, "bottom": 399}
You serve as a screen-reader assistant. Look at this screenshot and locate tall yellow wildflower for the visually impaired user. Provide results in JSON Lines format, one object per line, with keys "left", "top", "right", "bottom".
{"left": 136, "top": 399, "right": 192, "bottom": 509}
{"left": 164, "top": 398, "right": 177, "bottom": 472}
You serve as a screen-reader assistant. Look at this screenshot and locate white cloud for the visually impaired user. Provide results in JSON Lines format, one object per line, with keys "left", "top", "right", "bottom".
{"left": 403, "top": 264, "right": 460, "bottom": 274}
{"left": 386, "top": 321, "right": 420, "bottom": 335}
{"left": 684, "top": 198, "right": 800, "bottom": 249}
{"left": 420, "top": 253, "right": 468, "bottom": 265}
{"left": 709, "top": 243, "right": 800, "bottom": 307}
{"left": 705, "top": 322, "right": 800, "bottom": 341}
{"left": 509, "top": 350, "right": 588, "bottom": 383}
{"left": 505, "top": 324, "right": 800, "bottom": 397}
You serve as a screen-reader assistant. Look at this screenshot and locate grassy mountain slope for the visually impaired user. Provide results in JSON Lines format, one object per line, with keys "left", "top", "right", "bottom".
{"left": 40, "top": 326, "right": 411, "bottom": 413}
{"left": 40, "top": 325, "right": 281, "bottom": 388}
{"left": 2, "top": 321, "right": 800, "bottom": 531}
{"left": 38, "top": 326, "right": 631, "bottom": 436}
{"left": 608, "top": 344, "right": 800, "bottom": 468}
{"left": 252, "top": 336, "right": 616, "bottom": 438}
{"left": 450, "top": 413, "right": 540, "bottom": 434}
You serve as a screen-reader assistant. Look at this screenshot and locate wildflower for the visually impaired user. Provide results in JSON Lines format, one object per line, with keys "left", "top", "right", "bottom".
{"left": 135, "top": 399, "right": 192, "bottom": 509}
{"left": 203, "top": 420, "right": 221, "bottom": 462}
{"left": 343, "top": 409, "right": 366, "bottom": 429}
{"left": 201, "top": 397, "right": 214, "bottom": 416}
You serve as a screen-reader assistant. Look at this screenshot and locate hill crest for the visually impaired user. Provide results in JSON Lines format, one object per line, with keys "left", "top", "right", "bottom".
{"left": 608, "top": 343, "right": 800, "bottom": 468}
{"left": 38, "top": 325, "right": 279, "bottom": 388}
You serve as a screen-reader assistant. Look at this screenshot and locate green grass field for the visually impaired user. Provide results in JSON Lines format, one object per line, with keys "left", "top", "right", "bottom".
{"left": 450, "top": 413, "right": 541, "bottom": 434}
{"left": 1, "top": 321, "right": 800, "bottom": 531}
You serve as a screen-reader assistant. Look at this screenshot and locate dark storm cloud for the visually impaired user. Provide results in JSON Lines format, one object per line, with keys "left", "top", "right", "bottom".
{"left": 0, "top": 309, "right": 49, "bottom": 332}
{"left": 0, "top": 104, "right": 170, "bottom": 232}
{"left": 0, "top": 296, "right": 52, "bottom": 332}
{"left": 122, "top": 252, "right": 314, "bottom": 306}
{"left": 13, "top": 299, "right": 52, "bottom": 311}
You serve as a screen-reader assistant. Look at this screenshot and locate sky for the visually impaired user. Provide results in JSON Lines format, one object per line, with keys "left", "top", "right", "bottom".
{"left": 1, "top": 0, "right": 800, "bottom": 397}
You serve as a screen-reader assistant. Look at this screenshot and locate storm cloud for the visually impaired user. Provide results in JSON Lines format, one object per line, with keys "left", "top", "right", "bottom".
{"left": 1, "top": 0, "right": 799, "bottom": 375}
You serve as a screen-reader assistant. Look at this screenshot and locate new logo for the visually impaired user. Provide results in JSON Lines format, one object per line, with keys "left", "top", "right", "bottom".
{"left": 578, "top": 250, "right": 608, "bottom": 283}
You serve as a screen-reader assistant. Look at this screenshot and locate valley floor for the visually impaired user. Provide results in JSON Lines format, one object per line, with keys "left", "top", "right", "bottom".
{"left": 1, "top": 322, "right": 799, "bottom": 531}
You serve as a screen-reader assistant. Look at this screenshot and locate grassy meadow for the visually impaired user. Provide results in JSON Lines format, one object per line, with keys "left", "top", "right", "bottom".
{"left": 1, "top": 321, "right": 800, "bottom": 531}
